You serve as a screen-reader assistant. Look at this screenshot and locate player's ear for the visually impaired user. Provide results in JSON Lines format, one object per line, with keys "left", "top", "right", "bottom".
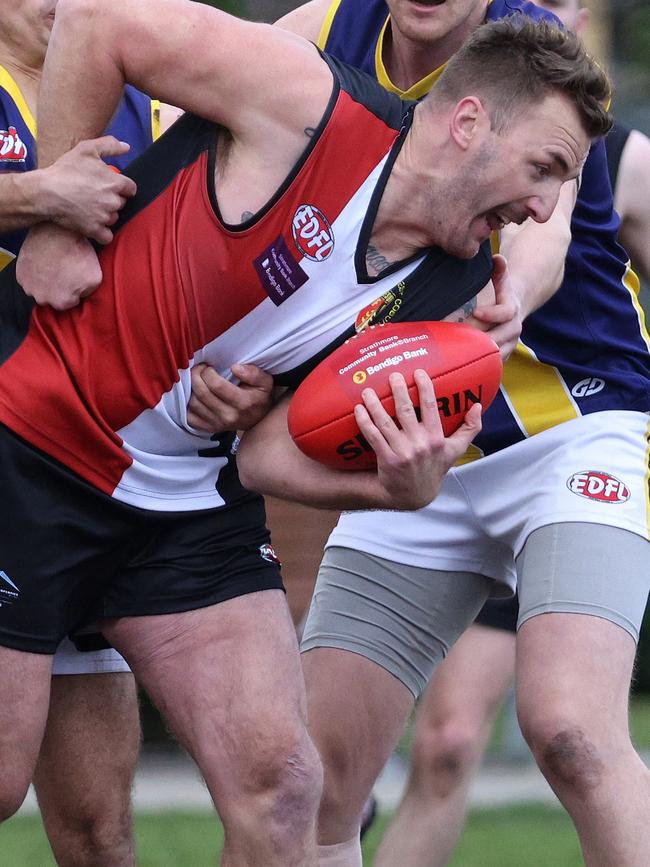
{"left": 449, "top": 96, "right": 486, "bottom": 151}
{"left": 574, "top": 7, "right": 590, "bottom": 38}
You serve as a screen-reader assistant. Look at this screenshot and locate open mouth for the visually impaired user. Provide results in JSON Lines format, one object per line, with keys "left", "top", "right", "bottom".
{"left": 484, "top": 211, "right": 510, "bottom": 232}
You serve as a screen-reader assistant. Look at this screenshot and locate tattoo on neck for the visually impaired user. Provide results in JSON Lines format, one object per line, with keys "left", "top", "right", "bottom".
{"left": 366, "top": 244, "right": 393, "bottom": 275}
{"left": 304, "top": 127, "right": 316, "bottom": 138}
{"left": 241, "top": 211, "right": 254, "bottom": 223}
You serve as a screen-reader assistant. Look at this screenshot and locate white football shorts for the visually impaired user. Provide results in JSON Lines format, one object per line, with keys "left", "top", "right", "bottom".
{"left": 327, "top": 410, "right": 650, "bottom": 595}
{"left": 51, "top": 637, "right": 131, "bottom": 676}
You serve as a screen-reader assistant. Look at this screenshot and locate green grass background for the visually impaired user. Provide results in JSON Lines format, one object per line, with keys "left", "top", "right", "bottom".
{"left": 3, "top": 696, "right": 648, "bottom": 866}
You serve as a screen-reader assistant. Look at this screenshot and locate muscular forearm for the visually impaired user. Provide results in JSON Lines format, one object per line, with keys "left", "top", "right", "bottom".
{"left": 0, "top": 170, "right": 55, "bottom": 233}
{"left": 238, "top": 406, "right": 396, "bottom": 511}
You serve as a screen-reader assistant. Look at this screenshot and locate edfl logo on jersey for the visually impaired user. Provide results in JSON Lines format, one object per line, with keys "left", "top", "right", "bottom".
{"left": 292, "top": 204, "right": 334, "bottom": 261}
{"left": 567, "top": 471, "right": 630, "bottom": 503}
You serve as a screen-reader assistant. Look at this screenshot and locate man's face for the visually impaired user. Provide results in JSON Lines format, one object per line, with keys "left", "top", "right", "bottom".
{"left": 533, "top": 0, "right": 589, "bottom": 35}
{"left": 440, "top": 92, "right": 590, "bottom": 259}
{"left": 0, "top": 0, "right": 57, "bottom": 65}
{"left": 386, "top": 0, "right": 488, "bottom": 47}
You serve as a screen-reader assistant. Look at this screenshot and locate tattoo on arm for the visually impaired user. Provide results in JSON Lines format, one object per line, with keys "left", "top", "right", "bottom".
{"left": 453, "top": 295, "right": 477, "bottom": 323}
{"left": 366, "top": 244, "right": 394, "bottom": 276}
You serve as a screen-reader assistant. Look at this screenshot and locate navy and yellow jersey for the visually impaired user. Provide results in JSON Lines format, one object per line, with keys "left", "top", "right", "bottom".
{"left": 0, "top": 64, "right": 159, "bottom": 269}
{"left": 319, "top": 0, "right": 650, "bottom": 458}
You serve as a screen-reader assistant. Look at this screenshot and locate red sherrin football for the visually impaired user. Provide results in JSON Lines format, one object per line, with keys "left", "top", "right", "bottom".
{"left": 287, "top": 321, "right": 502, "bottom": 470}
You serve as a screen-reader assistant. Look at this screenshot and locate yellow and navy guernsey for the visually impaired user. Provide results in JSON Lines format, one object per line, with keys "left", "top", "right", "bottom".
{"left": 0, "top": 67, "right": 160, "bottom": 270}
{"left": 319, "top": 0, "right": 650, "bottom": 458}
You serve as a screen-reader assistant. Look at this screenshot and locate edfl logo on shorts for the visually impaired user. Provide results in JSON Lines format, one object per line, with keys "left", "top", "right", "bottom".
{"left": 567, "top": 471, "right": 630, "bottom": 503}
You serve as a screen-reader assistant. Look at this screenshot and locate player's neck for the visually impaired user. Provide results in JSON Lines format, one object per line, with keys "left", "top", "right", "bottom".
{"left": 373, "top": 134, "right": 447, "bottom": 259}
{"left": 383, "top": 6, "right": 487, "bottom": 92}
{"left": 0, "top": 51, "right": 42, "bottom": 117}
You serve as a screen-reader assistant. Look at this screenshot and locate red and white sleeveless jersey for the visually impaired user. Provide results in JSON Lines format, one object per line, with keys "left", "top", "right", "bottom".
{"left": 0, "top": 56, "right": 490, "bottom": 511}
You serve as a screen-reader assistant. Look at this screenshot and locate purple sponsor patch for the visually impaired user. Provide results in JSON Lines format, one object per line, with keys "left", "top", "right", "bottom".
{"left": 254, "top": 236, "right": 308, "bottom": 306}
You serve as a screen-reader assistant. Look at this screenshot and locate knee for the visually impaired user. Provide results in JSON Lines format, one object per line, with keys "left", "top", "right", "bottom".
{"left": 39, "top": 797, "right": 135, "bottom": 867}
{"left": 228, "top": 729, "right": 323, "bottom": 838}
{"left": 271, "top": 736, "right": 324, "bottom": 831}
{"left": 409, "top": 717, "right": 486, "bottom": 797}
{"left": 519, "top": 711, "right": 606, "bottom": 796}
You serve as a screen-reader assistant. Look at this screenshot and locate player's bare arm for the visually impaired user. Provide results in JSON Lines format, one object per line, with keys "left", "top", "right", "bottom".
{"left": 488, "top": 177, "right": 576, "bottom": 319}
{"left": 39, "top": 0, "right": 331, "bottom": 181}
{"left": 275, "top": 0, "right": 333, "bottom": 42}
{"left": 18, "top": 0, "right": 334, "bottom": 308}
{"left": 615, "top": 129, "right": 650, "bottom": 285}
{"left": 238, "top": 373, "right": 482, "bottom": 512}
{"left": 0, "top": 137, "right": 136, "bottom": 240}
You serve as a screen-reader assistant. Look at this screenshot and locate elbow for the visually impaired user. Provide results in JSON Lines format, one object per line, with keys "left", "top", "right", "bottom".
{"left": 236, "top": 439, "right": 262, "bottom": 493}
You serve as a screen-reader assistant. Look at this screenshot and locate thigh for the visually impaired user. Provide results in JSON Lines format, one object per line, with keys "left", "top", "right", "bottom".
{"left": 516, "top": 522, "right": 649, "bottom": 734}
{"left": 301, "top": 546, "right": 494, "bottom": 699}
{"left": 104, "top": 589, "right": 309, "bottom": 806}
{"left": 517, "top": 522, "right": 650, "bottom": 641}
{"left": 517, "top": 612, "right": 637, "bottom": 738}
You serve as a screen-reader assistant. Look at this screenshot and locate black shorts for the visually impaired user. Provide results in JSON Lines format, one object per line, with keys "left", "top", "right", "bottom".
{"left": 0, "top": 424, "right": 284, "bottom": 654}
{"left": 474, "top": 593, "right": 519, "bottom": 633}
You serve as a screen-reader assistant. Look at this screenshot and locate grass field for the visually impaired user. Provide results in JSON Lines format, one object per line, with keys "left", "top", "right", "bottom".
{"left": 4, "top": 804, "right": 584, "bottom": 866}
{"left": 3, "top": 696, "right": 649, "bottom": 865}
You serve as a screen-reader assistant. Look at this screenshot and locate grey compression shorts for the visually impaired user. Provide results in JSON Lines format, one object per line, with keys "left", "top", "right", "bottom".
{"left": 301, "top": 522, "right": 650, "bottom": 699}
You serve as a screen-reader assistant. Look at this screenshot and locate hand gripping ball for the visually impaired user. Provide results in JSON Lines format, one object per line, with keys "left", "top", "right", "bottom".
{"left": 287, "top": 321, "right": 502, "bottom": 470}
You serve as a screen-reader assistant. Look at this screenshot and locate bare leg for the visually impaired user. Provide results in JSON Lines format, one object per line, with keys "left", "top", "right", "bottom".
{"left": 374, "top": 623, "right": 515, "bottom": 867}
{"left": 302, "top": 648, "right": 414, "bottom": 846}
{"left": 0, "top": 647, "right": 52, "bottom": 820}
{"left": 517, "top": 613, "right": 650, "bottom": 867}
{"left": 34, "top": 672, "right": 140, "bottom": 867}
{"left": 104, "top": 590, "right": 323, "bottom": 867}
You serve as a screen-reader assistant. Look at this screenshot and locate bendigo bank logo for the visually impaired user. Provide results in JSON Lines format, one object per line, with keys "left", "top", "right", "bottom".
{"left": 0, "top": 126, "right": 27, "bottom": 162}
{"left": 292, "top": 204, "right": 334, "bottom": 262}
{"left": 335, "top": 387, "right": 483, "bottom": 462}
{"left": 567, "top": 471, "right": 630, "bottom": 503}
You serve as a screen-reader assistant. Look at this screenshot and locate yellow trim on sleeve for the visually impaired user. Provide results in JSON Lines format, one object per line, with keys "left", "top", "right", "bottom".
{"left": 621, "top": 261, "right": 650, "bottom": 352}
{"left": 151, "top": 99, "right": 161, "bottom": 142}
{"left": 317, "top": 0, "right": 343, "bottom": 50}
{"left": 0, "top": 66, "right": 36, "bottom": 136}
